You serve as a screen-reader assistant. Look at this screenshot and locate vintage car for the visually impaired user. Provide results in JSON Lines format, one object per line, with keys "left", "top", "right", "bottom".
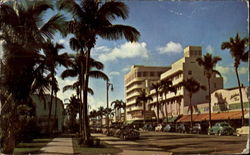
{"left": 119, "top": 127, "right": 140, "bottom": 140}
{"left": 163, "top": 124, "right": 176, "bottom": 132}
{"left": 190, "top": 123, "right": 202, "bottom": 134}
{"left": 155, "top": 124, "right": 163, "bottom": 132}
{"left": 176, "top": 124, "right": 186, "bottom": 133}
{"left": 236, "top": 126, "right": 249, "bottom": 136}
{"left": 208, "top": 122, "right": 234, "bottom": 136}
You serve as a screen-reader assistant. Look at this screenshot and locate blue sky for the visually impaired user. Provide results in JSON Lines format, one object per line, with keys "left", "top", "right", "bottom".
{"left": 1, "top": 0, "right": 248, "bottom": 110}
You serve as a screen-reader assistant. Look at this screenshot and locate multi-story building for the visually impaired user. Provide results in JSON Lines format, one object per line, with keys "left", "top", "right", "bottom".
{"left": 148, "top": 46, "right": 224, "bottom": 121}
{"left": 124, "top": 65, "right": 170, "bottom": 121}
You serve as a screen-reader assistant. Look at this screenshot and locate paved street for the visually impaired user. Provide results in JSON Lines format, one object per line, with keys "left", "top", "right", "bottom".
{"left": 93, "top": 131, "right": 248, "bottom": 154}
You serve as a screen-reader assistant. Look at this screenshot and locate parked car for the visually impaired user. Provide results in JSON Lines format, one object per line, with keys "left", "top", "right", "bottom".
{"left": 236, "top": 126, "right": 249, "bottom": 136}
{"left": 190, "top": 123, "right": 201, "bottom": 134}
{"left": 155, "top": 124, "right": 163, "bottom": 132}
{"left": 119, "top": 128, "right": 140, "bottom": 140}
{"left": 208, "top": 122, "right": 234, "bottom": 136}
{"left": 176, "top": 124, "right": 186, "bottom": 133}
{"left": 163, "top": 124, "right": 176, "bottom": 132}
{"left": 142, "top": 124, "right": 154, "bottom": 131}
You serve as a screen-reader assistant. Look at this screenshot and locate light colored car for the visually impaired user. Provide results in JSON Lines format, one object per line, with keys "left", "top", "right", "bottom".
{"left": 236, "top": 126, "right": 249, "bottom": 136}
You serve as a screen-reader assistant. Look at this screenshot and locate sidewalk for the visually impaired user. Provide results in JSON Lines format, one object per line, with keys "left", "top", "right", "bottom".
{"left": 92, "top": 133, "right": 172, "bottom": 155}
{"left": 39, "top": 137, "right": 74, "bottom": 154}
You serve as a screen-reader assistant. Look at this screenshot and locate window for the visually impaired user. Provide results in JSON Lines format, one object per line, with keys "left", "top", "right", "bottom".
{"left": 150, "top": 72, "right": 154, "bottom": 77}
{"left": 214, "top": 83, "right": 217, "bottom": 88}
{"left": 188, "top": 70, "right": 192, "bottom": 75}
{"left": 205, "top": 95, "right": 209, "bottom": 100}
{"left": 143, "top": 72, "right": 147, "bottom": 77}
{"left": 158, "top": 72, "right": 162, "bottom": 77}
{"left": 137, "top": 72, "right": 141, "bottom": 77}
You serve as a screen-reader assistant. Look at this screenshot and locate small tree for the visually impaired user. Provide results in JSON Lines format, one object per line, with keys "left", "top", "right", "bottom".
{"left": 135, "top": 89, "right": 153, "bottom": 125}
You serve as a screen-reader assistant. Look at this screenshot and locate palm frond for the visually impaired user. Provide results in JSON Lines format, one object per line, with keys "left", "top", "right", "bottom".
{"left": 61, "top": 69, "right": 77, "bottom": 79}
{"left": 57, "top": 0, "right": 84, "bottom": 18}
{"left": 89, "top": 70, "right": 109, "bottom": 81}
{"left": 98, "top": 1, "right": 128, "bottom": 21}
{"left": 40, "top": 13, "right": 66, "bottom": 39}
{"left": 99, "top": 24, "right": 140, "bottom": 42}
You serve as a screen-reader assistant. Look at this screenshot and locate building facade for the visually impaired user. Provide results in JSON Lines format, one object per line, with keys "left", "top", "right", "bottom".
{"left": 149, "top": 46, "right": 223, "bottom": 121}
{"left": 124, "top": 65, "right": 170, "bottom": 121}
{"left": 31, "top": 94, "right": 65, "bottom": 134}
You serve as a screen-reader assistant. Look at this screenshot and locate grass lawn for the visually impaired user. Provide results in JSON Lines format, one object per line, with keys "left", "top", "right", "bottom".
{"left": 73, "top": 137, "right": 122, "bottom": 155}
{"left": 14, "top": 137, "right": 53, "bottom": 154}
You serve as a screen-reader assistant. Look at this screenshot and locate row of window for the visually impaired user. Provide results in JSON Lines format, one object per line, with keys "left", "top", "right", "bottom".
{"left": 125, "top": 71, "right": 163, "bottom": 84}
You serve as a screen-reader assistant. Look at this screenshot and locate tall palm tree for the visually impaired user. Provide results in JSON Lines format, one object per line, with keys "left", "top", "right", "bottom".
{"left": 57, "top": 0, "right": 140, "bottom": 143}
{"left": 160, "top": 80, "right": 176, "bottom": 124}
{"left": 221, "top": 33, "right": 249, "bottom": 126}
{"left": 42, "top": 41, "right": 70, "bottom": 133}
{"left": 181, "top": 78, "right": 206, "bottom": 129}
{"left": 151, "top": 82, "right": 161, "bottom": 124}
{"left": 111, "top": 99, "right": 126, "bottom": 122}
{"left": 196, "top": 53, "right": 222, "bottom": 128}
{"left": 0, "top": 1, "right": 65, "bottom": 153}
{"left": 61, "top": 54, "right": 108, "bottom": 134}
{"left": 135, "top": 89, "right": 153, "bottom": 125}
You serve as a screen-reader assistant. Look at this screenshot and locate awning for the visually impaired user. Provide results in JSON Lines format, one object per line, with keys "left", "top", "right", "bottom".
{"left": 177, "top": 110, "right": 249, "bottom": 123}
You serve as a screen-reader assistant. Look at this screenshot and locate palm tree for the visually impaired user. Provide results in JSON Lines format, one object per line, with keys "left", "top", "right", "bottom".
{"left": 160, "top": 79, "right": 176, "bottom": 124}
{"left": 196, "top": 53, "right": 222, "bottom": 128}
{"left": 151, "top": 82, "right": 162, "bottom": 124}
{"left": 42, "top": 41, "right": 70, "bottom": 133}
{"left": 221, "top": 33, "right": 249, "bottom": 126}
{"left": 111, "top": 100, "right": 126, "bottom": 122}
{"left": 135, "top": 89, "right": 153, "bottom": 125}
{"left": 57, "top": 0, "right": 140, "bottom": 143}
{"left": 66, "top": 95, "right": 80, "bottom": 132}
{"left": 97, "top": 106, "right": 105, "bottom": 128}
{"left": 181, "top": 78, "right": 206, "bottom": 129}
{"left": 61, "top": 54, "right": 108, "bottom": 134}
{"left": 0, "top": 1, "right": 65, "bottom": 153}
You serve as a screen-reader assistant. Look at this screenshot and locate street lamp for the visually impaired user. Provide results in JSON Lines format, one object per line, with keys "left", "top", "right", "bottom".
{"left": 106, "top": 81, "right": 113, "bottom": 128}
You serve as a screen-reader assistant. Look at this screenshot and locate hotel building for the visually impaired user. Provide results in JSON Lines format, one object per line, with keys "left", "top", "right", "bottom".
{"left": 149, "top": 46, "right": 223, "bottom": 121}
{"left": 125, "top": 46, "right": 224, "bottom": 122}
{"left": 124, "top": 65, "right": 170, "bottom": 121}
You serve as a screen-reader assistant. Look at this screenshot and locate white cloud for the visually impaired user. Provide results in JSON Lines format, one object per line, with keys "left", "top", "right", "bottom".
{"left": 169, "top": 9, "right": 183, "bottom": 16}
{"left": 88, "top": 95, "right": 106, "bottom": 110}
{"left": 109, "top": 71, "right": 120, "bottom": 76}
{"left": 206, "top": 45, "right": 214, "bottom": 54}
{"left": 98, "top": 42, "right": 150, "bottom": 62}
{"left": 122, "top": 66, "right": 131, "bottom": 73}
{"left": 238, "top": 67, "right": 248, "bottom": 75}
{"left": 216, "top": 65, "right": 232, "bottom": 75}
{"left": 56, "top": 76, "right": 76, "bottom": 102}
{"left": 158, "top": 41, "right": 183, "bottom": 54}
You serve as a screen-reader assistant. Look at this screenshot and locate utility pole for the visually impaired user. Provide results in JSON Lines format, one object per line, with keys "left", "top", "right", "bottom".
{"left": 106, "top": 81, "right": 113, "bottom": 130}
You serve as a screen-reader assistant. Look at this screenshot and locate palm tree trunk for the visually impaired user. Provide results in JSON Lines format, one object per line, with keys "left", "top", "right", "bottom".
{"left": 235, "top": 67, "right": 245, "bottom": 126}
{"left": 54, "top": 92, "right": 58, "bottom": 131}
{"left": 156, "top": 92, "right": 159, "bottom": 124}
{"left": 48, "top": 85, "right": 53, "bottom": 134}
{"left": 190, "top": 94, "right": 193, "bottom": 129}
{"left": 82, "top": 48, "right": 91, "bottom": 143}
{"left": 208, "top": 78, "right": 211, "bottom": 128}
{"left": 143, "top": 102, "right": 146, "bottom": 125}
{"left": 165, "top": 93, "right": 168, "bottom": 124}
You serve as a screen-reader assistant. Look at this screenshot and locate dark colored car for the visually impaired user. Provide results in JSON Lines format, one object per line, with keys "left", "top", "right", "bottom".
{"left": 163, "top": 124, "right": 176, "bottom": 132}
{"left": 176, "top": 124, "right": 186, "bottom": 133}
{"left": 208, "top": 122, "right": 234, "bottom": 136}
{"left": 190, "top": 123, "right": 202, "bottom": 134}
{"left": 119, "top": 128, "right": 140, "bottom": 140}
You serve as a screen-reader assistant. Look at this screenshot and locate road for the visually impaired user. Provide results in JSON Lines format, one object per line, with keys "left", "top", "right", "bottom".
{"left": 93, "top": 131, "right": 248, "bottom": 154}
{"left": 136, "top": 131, "right": 248, "bottom": 154}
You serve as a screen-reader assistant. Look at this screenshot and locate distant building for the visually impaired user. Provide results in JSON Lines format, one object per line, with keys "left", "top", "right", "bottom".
{"left": 31, "top": 94, "right": 65, "bottom": 134}
{"left": 211, "top": 87, "right": 249, "bottom": 112}
{"left": 124, "top": 65, "right": 170, "bottom": 121}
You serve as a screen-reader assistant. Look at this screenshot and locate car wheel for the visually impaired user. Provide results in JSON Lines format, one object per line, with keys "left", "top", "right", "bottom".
{"left": 218, "top": 131, "right": 221, "bottom": 136}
